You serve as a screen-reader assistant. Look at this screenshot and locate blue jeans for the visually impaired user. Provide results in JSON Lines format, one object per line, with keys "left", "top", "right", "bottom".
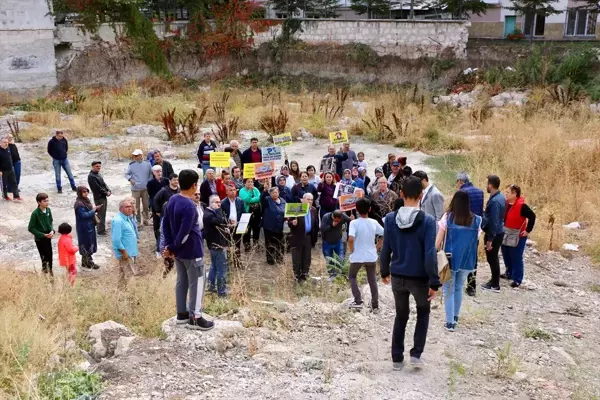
{"left": 208, "top": 249, "right": 228, "bottom": 296}
{"left": 52, "top": 158, "right": 76, "bottom": 190}
{"left": 501, "top": 237, "right": 527, "bottom": 284}
{"left": 13, "top": 161, "right": 21, "bottom": 186}
{"left": 442, "top": 269, "right": 470, "bottom": 324}
{"left": 322, "top": 239, "right": 344, "bottom": 276}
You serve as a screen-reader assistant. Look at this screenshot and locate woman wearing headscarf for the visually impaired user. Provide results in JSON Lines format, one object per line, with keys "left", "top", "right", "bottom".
{"left": 74, "top": 186, "right": 102, "bottom": 269}
{"left": 367, "top": 167, "right": 384, "bottom": 195}
{"left": 276, "top": 175, "right": 294, "bottom": 203}
{"left": 278, "top": 165, "right": 296, "bottom": 189}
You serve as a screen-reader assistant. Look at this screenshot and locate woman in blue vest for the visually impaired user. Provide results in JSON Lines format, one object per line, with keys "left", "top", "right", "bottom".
{"left": 436, "top": 190, "right": 482, "bottom": 332}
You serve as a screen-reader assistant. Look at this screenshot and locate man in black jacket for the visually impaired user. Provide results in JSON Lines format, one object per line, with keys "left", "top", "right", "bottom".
{"left": 0, "top": 137, "right": 21, "bottom": 201}
{"left": 153, "top": 173, "right": 180, "bottom": 257}
{"left": 289, "top": 193, "right": 319, "bottom": 282}
{"left": 88, "top": 161, "right": 111, "bottom": 235}
{"left": 221, "top": 185, "right": 245, "bottom": 269}
{"left": 241, "top": 138, "right": 262, "bottom": 167}
{"left": 47, "top": 131, "right": 76, "bottom": 194}
{"left": 153, "top": 150, "right": 175, "bottom": 178}
{"left": 203, "top": 195, "right": 229, "bottom": 296}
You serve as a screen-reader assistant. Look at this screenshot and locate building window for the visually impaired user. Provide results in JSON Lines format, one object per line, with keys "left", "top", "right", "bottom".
{"left": 523, "top": 13, "right": 546, "bottom": 37}
{"left": 565, "top": 9, "right": 597, "bottom": 36}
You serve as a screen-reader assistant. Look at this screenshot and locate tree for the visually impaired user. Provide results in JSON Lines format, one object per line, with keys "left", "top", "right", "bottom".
{"left": 435, "top": 0, "right": 491, "bottom": 19}
{"left": 312, "top": 0, "right": 340, "bottom": 17}
{"left": 350, "top": 0, "right": 390, "bottom": 19}
{"left": 269, "top": 0, "right": 308, "bottom": 17}
{"left": 505, "top": 0, "right": 561, "bottom": 43}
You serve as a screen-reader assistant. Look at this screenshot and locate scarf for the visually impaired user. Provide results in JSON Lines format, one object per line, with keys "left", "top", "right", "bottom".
{"left": 74, "top": 186, "right": 94, "bottom": 211}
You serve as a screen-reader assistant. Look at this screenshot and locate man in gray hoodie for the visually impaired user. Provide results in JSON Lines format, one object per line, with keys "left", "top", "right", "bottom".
{"left": 125, "top": 149, "right": 153, "bottom": 225}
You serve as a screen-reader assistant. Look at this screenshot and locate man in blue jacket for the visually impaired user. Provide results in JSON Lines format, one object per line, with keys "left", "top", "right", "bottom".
{"left": 47, "top": 131, "right": 76, "bottom": 194}
{"left": 481, "top": 174, "right": 506, "bottom": 293}
{"left": 380, "top": 176, "right": 440, "bottom": 370}
{"left": 457, "top": 171, "right": 484, "bottom": 296}
{"left": 162, "top": 169, "right": 214, "bottom": 331}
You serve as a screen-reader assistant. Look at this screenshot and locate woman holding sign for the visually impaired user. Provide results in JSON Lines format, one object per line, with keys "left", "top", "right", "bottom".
{"left": 239, "top": 178, "right": 262, "bottom": 252}
{"left": 261, "top": 184, "right": 287, "bottom": 265}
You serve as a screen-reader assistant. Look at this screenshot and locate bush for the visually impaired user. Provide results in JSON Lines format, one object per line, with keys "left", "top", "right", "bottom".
{"left": 37, "top": 370, "right": 103, "bottom": 400}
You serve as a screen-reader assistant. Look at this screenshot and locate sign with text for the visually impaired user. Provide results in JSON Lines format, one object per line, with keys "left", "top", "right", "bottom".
{"left": 329, "top": 130, "right": 348, "bottom": 145}
{"left": 320, "top": 157, "right": 336, "bottom": 174}
{"left": 209, "top": 152, "right": 231, "bottom": 168}
{"left": 273, "top": 132, "right": 293, "bottom": 147}
{"left": 333, "top": 182, "right": 361, "bottom": 199}
{"left": 254, "top": 161, "right": 276, "bottom": 180}
{"left": 243, "top": 163, "right": 255, "bottom": 178}
{"left": 262, "top": 146, "right": 282, "bottom": 162}
{"left": 284, "top": 203, "right": 309, "bottom": 218}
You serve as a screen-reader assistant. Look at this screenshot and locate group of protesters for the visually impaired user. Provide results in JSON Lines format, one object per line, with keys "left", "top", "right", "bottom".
{"left": 22, "top": 130, "right": 536, "bottom": 366}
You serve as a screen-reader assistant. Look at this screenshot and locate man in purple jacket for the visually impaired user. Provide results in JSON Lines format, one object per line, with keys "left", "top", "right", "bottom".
{"left": 162, "top": 169, "right": 214, "bottom": 331}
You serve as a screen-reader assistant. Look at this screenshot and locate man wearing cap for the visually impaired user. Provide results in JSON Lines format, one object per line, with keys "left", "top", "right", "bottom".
{"left": 387, "top": 160, "right": 404, "bottom": 195}
{"left": 88, "top": 161, "right": 111, "bottom": 235}
{"left": 125, "top": 149, "right": 153, "bottom": 225}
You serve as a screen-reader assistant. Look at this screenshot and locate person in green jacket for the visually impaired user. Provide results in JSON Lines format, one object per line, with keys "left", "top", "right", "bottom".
{"left": 28, "top": 193, "right": 55, "bottom": 275}
{"left": 239, "top": 178, "right": 262, "bottom": 252}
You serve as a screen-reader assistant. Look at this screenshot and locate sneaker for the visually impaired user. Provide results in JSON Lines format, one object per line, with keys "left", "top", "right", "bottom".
{"left": 510, "top": 281, "right": 521, "bottom": 288}
{"left": 454, "top": 316, "right": 459, "bottom": 325}
{"left": 410, "top": 356, "right": 425, "bottom": 369}
{"left": 349, "top": 301, "right": 364, "bottom": 310}
{"left": 371, "top": 306, "right": 380, "bottom": 315}
{"left": 465, "top": 287, "right": 476, "bottom": 297}
{"left": 97, "top": 232, "right": 107, "bottom": 237}
{"left": 444, "top": 322, "right": 456, "bottom": 332}
{"left": 3, "top": 196, "right": 12, "bottom": 201}
{"left": 91, "top": 263, "right": 100, "bottom": 270}
{"left": 481, "top": 281, "right": 500, "bottom": 293}
{"left": 186, "top": 316, "right": 215, "bottom": 331}
{"left": 13, "top": 197, "right": 23, "bottom": 202}
{"left": 71, "top": 187, "right": 77, "bottom": 192}
{"left": 155, "top": 251, "right": 161, "bottom": 259}
{"left": 57, "top": 189, "right": 63, "bottom": 194}
{"left": 176, "top": 313, "right": 189, "bottom": 325}
{"left": 392, "top": 361, "right": 404, "bottom": 371}
{"left": 500, "top": 273, "right": 510, "bottom": 280}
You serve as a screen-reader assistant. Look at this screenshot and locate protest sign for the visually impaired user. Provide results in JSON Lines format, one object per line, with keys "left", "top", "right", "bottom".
{"left": 320, "top": 157, "right": 336, "bottom": 174}
{"left": 209, "top": 152, "right": 231, "bottom": 168}
{"left": 339, "top": 194, "right": 362, "bottom": 212}
{"left": 254, "top": 161, "right": 276, "bottom": 180}
{"left": 284, "top": 203, "right": 309, "bottom": 218}
{"left": 333, "top": 182, "right": 357, "bottom": 199}
{"left": 273, "top": 132, "right": 293, "bottom": 147}
{"left": 262, "top": 146, "right": 282, "bottom": 162}
{"left": 329, "top": 130, "right": 348, "bottom": 145}
{"left": 243, "top": 163, "right": 255, "bottom": 178}
{"left": 235, "top": 213, "right": 252, "bottom": 235}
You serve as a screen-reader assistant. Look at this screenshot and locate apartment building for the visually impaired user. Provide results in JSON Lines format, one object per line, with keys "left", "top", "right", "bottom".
{"left": 469, "top": 0, "right": 600, "bottom": 40}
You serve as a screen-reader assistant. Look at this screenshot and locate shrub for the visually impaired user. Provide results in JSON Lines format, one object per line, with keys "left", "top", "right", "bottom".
{"left": 37, "top": 370, "right": 103, "bottom": 400}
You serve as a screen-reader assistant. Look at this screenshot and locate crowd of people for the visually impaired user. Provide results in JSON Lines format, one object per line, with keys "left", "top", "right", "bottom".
{"left": 15, "top": 130, "right": 538, "bottom": 367}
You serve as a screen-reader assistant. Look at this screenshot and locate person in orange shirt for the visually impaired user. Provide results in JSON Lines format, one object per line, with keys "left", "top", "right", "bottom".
{"left": 58, "top": 223, "right": 79, "bottom": 287}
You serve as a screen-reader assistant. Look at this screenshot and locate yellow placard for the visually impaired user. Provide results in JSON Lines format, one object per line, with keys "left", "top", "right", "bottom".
{"left": 243, "top": 163, "right": 256, "bottom": 178}
{"left": 329, "top": 130, "right": 348, "bottom": 145}
{"left": 210, "top": 152, "right": 231, "bottom": 168}
{"left": 273, "top": 132, "right": 293, "bottom": 147}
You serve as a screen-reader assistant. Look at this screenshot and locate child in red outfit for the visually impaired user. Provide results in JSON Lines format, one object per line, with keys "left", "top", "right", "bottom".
{"left": 58, "top": 223, "right": 79, "bottom": 287}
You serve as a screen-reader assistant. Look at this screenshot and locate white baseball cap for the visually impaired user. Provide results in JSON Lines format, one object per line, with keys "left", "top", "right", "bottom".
{"left": 132, "top": 149, "right": 143, "bottom": 156}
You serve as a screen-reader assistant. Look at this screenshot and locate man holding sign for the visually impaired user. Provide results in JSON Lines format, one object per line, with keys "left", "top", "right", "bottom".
{"left": 288, "top": 193, "right": 319, "bottom": 283}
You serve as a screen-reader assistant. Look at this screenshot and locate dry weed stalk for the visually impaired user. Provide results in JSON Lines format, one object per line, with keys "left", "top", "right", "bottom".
{"left": 161, "top": 107, "right": 208, "bottom": 144}
{"left": 548, "top": 83, "right": 581, "bottom": 106}
{"left": 102, "top": 104, "right": 114, "bottom": 129}
{"left": 212, "top": 117, "right": 239, "bottom": 144}
{"left": 6, "top": 119, "right": 21, "bottom": 142}
{"left": 362, "top": 106, "right": 393, "bottom": 140}
{"left": 213, "top": 92, "right": 231, "bottom": 123}
{"left": 259, "top": 109, "right": 289, "bottom": 138}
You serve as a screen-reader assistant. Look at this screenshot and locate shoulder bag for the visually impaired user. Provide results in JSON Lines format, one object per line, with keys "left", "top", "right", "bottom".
{"left": 502, "top": 221, "right": 526, "bottom": 248}
{"left": 437, "top": 226, "right": 451, "bottom": 284}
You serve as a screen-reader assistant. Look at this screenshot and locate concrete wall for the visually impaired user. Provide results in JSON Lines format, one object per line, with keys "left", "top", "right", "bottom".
{"left": 253, "top": 19, "right": 470, "bottom": 59}
{"left": 0, "top": 0, "right": 57, "bottom": 99}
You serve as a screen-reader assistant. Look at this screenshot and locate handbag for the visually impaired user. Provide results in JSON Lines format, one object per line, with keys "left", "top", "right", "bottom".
{"left": 437, "top": 228, "right": 451, "bottom": 284}
{"left": 93, "top": 213, "right": 101, "bottom": 226}
{"left": 502, "top": 221, "right": 526, "bottom": 248}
